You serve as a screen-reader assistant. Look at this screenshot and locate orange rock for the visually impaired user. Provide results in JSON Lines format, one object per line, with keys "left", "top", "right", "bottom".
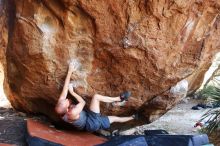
{"left": 1, "top": 0, "right": 220, "bottom": 125}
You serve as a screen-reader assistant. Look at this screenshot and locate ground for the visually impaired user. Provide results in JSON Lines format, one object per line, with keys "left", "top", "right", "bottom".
{"left": 0, "top": 96, "right": 48, "bottom": 146}
{"left": 124, "top": 99, "right": 209, "bottom": 135}
{"left": 0, "top": 107, "right": 28, "bottom": 146}
{"left": 0, "top": 96, "right": 218, "bottom": 146}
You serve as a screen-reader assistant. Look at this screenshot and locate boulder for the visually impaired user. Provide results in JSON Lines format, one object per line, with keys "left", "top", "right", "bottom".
{"left": 1, "top": 0, "right": 220, "bottom": 124}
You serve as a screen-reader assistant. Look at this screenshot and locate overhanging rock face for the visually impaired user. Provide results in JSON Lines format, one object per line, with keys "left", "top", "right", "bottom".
{"left": 1, "top": 0, "right": 220, "bottom": 124}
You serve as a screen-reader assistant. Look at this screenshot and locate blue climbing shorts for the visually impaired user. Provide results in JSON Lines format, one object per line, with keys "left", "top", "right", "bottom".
{"left": 85, "top": 110, "right": 110, "bottom": 132}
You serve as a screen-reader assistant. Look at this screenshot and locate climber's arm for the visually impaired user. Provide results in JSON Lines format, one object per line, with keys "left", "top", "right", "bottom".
{"left": 57, "top": 64, "right": 76, "bottom": 104}
{"left": 58, "top": 72, "right": 72, "bottom": 102}
{"left": 68, "top": 85, "right": 86, "bottom": 105}
{"left": 67, "top": 88, "right": 86, "bottom": 119}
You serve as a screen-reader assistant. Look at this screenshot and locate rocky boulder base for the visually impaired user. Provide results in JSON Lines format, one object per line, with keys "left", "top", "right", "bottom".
{"left": 0, "top": 0, "right": 220, "bottom": 124}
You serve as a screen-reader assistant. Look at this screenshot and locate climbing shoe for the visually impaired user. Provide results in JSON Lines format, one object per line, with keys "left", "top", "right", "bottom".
{"left": 120, "top": 91, "right": 131, "bottom": 101}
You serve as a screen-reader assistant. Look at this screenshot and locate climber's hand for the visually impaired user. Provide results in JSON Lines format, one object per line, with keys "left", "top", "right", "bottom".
{"left": 69, "top": 59, "right": 80, "bottom": 72}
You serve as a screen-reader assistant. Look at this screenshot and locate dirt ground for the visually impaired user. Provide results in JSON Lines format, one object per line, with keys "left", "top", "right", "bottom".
{"left": 0, "top": 97, "right": 48, "bottom": 146}
{"left": 0, "top": 107, "right": 27, "bottom": 146}
{"left": 132, "top": 99, "right": 209, "bottom": 135}
{"left": 0, "top": 96, "right": 218, "bottom": 146}
{"left": 0, "top": 95, "right": 26, "bottom": 146}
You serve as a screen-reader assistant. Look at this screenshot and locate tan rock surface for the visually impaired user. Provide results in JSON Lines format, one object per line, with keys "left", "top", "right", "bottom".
{"left": 187, "top": 15, "right": 220, "bottom": 94}
{"left": 1, "top": 0, "right": 220, "bottom": 124}
{"left": 0, "top": 0, "right": 9, "bottom": 106}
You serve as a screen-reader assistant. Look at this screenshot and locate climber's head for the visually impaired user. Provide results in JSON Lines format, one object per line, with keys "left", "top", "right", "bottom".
{"left": 55, "top": 99, "right": 71, "bottom": 115}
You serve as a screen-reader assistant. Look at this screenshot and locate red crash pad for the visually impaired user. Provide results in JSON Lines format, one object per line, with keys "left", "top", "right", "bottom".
{"left": 0, "top": 144, "right": 14, "bottom": 146}
{"left": 27, "top": 119, "right": 107, "bottom": 146}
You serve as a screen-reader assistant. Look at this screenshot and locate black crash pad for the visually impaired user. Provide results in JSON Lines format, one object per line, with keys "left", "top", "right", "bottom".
{"left": 98, "top": 134, "right": 209, "bottom": 146}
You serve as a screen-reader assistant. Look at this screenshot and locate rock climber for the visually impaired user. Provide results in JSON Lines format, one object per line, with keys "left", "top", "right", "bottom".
{"left": 55, "top": 61, "right": 137, "bottom": 132}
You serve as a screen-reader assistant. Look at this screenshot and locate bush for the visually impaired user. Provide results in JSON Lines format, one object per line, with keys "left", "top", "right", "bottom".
{"left": 200, "top": 108, "right": 220, "bottom": 133}
{"left": 199, "top": 86, "right": 220, "bottom": 134}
